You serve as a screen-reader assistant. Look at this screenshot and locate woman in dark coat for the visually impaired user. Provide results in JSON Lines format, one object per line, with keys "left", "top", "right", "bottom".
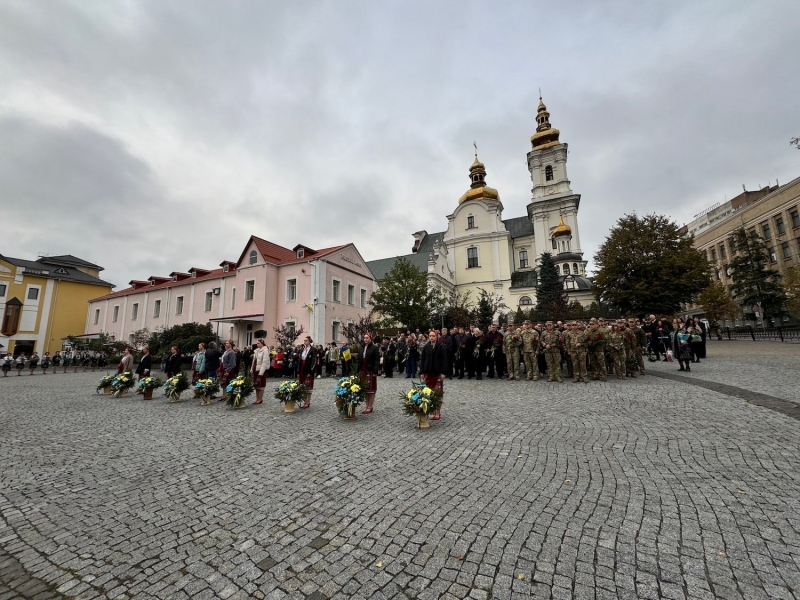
{"left": 165, "top": 346, "right": 182, "bottom": 378}
{"left": 359, "top": 332, "right": 381, "bottom": 414}
{"left": 297, "top": 336, "right": 318, "bottom": 409}
{"left": 419, "top": 329, "right": 448, "bottom": 420}
{"left": 136, "top": 346, "right": 152, "bottom": 383}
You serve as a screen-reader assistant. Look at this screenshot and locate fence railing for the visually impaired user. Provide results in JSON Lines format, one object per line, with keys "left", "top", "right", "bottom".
{"left": 722, "top": 326, "right": 800, "bottom": 342}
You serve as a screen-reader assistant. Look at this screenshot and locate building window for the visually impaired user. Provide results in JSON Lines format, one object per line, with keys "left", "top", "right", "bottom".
{"left": 551, "top": 237, "right": 557, "bottom": 250}
{"left": 297, "top": 248, "right": 304, "bottom": 258}
{"left": 131, "top": 303, "right": 138, "bottom": 321}
{"left": 467, "top": 215, "right": 475, "bottom": 229}
{"left": 519, "top": 296, "right": 533, "bottom": 306}
{"left": 245, "top": 324, "right": 253, "bottom": 346}
{"left": 332, "top": 279, "right": 341, "bottom": 302}
{"left": 467, "top": 247, "right": 479, "bottom": 268}
{"left": 245, "top": 280, "right": 255, "bottom": 301}
{"left": 360, "top": 288, "right": 367, "bottom": 308}
{"left": 332, "top": 321, "right": 340, "bottom": 343}
{"left": 776, "top": 216, "right": 786, "bottom": 235}
{"left": 347, "top": 284, "right": 355, "bottom": 305}
{"left": 573, "top": 263, "right": 579, "bottom": 274}
{"left": 768, "top": 247, "right": 777, "bottom": 263}
{"left": 782, "top": 241, "right": 792, "bottom": 259}
{"left": 791, "top": 209, "right": 800, "bottom": 229}
{"left": 223, "top": 264, "right": 229, "bottom": 273}
{"left": 153, "top": 300, "right": 161, "bottom": 318}
{"left": 720, "top": 244, "right": 727, "bottom": 259}
{"left": 545, "top": 165, "right": 554, "bottom": 181}
{"left": 762, "top": 223, "right": 771, "bottom": 240}
{"left": 28, "top": 288, "right": 39, "bottom": 300}
{"left": 285, "top": 321, "right": 296, "bottom": 337}
{"left": 286, "top": 278, "right": 297, "bottom": 302}
{"left": 176, "top": 296, "right": 184, "bottom": 314}
{"left": 94, "top": 309, "right": 100, "bottom": 325}
{"left": 0, "top": 283, "right": 6, "bottom": 297}
{"left": 112, "top": 306, "right": 119, "bottom": 322}
{"left": 563, "top": 263, "right": 570, "bottom": 275}
{"left": 519, "top": 250, "right": 529, "bottom": 269}
{"left": 710, "top": 248, "right": 717, "bottom": 261}
{"left": 205, "top": 291, "right": 213, "bottom": 311}
{"left": 249, "top": 250, "right": 257, "bottom": 265}
{"left": 715, "top": 269, "right": 721, "bottom": 281}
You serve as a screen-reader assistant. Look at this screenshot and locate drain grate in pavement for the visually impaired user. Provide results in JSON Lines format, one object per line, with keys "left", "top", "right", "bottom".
{"left": 648, "top": 370, "right": 800, "bottom": 421}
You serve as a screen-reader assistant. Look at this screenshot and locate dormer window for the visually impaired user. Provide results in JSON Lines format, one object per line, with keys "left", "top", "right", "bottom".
{"left": 297, "top": 248, "right": 304, "bottom": 258}
{"left": 545, "top": 165, "right": 554, "bottom": 181}
{"left": 191, "top": 271, "right": 196, "bottom": 278}
{"left": 150, "top": 280, "right": 155, "bottom": 286}
{"left": 172, "top": 275, "right": 177, "bottom": 282}
{"left": 131, "top": 283, "right": 136, "bottom": 290}
{"left": 223, "top": 264, "right": 229, "bottom": 273}
{"left": 249, "top": 250, "right": 257, "bottom": 265}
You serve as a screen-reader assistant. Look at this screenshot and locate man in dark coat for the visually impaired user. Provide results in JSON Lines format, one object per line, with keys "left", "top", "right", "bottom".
{"left": 135, "top": 346, "right": 152, "bottom": 383}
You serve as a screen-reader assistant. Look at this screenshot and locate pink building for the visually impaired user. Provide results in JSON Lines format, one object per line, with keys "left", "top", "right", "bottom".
{"left": 84, "top": 236, "right": 376, "bottom": 349}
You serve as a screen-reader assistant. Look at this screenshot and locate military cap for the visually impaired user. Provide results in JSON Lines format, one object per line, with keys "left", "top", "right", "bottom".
{"left": 523, "top": 320, "right": 531, "bottom": 325}
{"left": 589, "top": 318, "right": 598, "bottom": 324}
{"left": 545, "top": 321, "right": 553, "bottom": 326}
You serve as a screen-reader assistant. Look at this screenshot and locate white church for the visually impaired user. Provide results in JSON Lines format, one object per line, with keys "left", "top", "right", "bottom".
{"left": 367, "top": 96, "right": 594, "bottom": 310}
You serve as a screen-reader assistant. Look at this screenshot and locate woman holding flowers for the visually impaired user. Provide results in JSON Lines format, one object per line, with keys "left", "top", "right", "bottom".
{"left": 359, "top": 332, "right": 380, "bottom": 413}
{"left": 252, "top": 339, "right": 269, "bottom": 404}
{"left": 297, "top": 336, "right": 318, "bottom": 408}
{"left": 419, "top": 329, "right": 448, "bottom": 420}
{"left": 220, "top": 341, "right": 237, "bottom": 402}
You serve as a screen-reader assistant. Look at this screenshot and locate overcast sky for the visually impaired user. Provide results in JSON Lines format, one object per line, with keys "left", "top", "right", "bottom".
{"left": 1, "top": 0, "right": 798, "bottom": 289}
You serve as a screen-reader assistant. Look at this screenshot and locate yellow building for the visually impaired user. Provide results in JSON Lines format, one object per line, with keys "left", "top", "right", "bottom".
{"left": 0, "top": 254, "right": 113, "bottom": 356}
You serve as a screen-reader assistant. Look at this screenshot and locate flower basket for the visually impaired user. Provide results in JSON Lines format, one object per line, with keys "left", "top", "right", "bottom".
{"left": 97, "top": 375, "right": 115, "bottom": 394}
{"left": 163, "top": 373, "right": 189, "bottom": 402}
{"left": 194, "top": 378, "right": 220, "bottom": 405}
{"left": 400, "top": 382, "right": 443, "bottom": 427}
{"left": 110, "top": 372, "right": 135, "bottom": 398}
{"left": 274, "top": 380, "right": 308, "bottom": 413}
{"left": 137, "top": 376, "right": 163, "bottom": 400}
{"left": 333, "top": 375, "right": 366, "bottom": 419}
{"left": 226, "top": 376, "right": 254, "bottom": 408}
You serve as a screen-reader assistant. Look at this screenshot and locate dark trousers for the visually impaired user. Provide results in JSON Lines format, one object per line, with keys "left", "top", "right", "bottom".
{"left": 405, "top": 356, "right": 417, "bottom": 377}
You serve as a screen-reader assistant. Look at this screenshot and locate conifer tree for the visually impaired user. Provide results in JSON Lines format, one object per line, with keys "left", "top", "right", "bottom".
{"left": 729, "top": 227, "right": 786, "bottom": 321}
{"left": 536, "top": 253, "right": 569, "bottom": 319}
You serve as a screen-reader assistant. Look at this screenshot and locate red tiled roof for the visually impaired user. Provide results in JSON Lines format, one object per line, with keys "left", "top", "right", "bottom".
{"left": 92, "top": 267, "right": 231, "bottom": 301}
{"left": 237, "top": 235, "right": 349, "bottom": 267}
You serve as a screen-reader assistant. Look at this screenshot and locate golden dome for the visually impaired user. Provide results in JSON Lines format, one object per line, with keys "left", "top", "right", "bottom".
{"left": 459, "top": 185, "right": 500, "bottom": 204}
{"left": 458, "top": 153, "right": 500, "bottom": 204}
{"left": 552, "top": 215, "right": 572, "bottom": 237}
{"left": 531, "top": 94, "right": 561, "bottom": 149}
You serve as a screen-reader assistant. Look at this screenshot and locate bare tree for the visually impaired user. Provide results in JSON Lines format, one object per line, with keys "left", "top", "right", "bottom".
{"left": 273, "top": 324, "right": 305, "bottom": 349}
{"left": 342, "top": 312, "right": 375, "bottom": 347}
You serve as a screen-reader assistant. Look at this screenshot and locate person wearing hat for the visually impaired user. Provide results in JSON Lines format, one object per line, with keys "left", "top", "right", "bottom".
{"left": 585, "top": 319, "right": 608, "bottom": 381}
{"left": 540, "top": 322, "right": 563, "bottom": 382}
{"left": 564, "top": 322, "right": 588, "bottom": 383}
{"left": 504, "top": 324, "right": 522, "bottom": 380}
{"left": 628, "top": 318, "right": 647, "bottom": 375}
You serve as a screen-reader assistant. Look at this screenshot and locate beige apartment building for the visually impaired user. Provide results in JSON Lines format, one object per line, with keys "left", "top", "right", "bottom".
{"left": 686, "top": 176, "right": 800, "bottom": 326}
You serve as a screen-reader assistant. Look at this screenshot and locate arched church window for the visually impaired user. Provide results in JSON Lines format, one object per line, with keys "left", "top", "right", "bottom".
{"left": 573, "top": 263, "right": 579, "bottom": 274}
{"left": 563, "top": 264, "right": 570, "bottom": 275}
{"left": 545, "top": 165, "right": 554, "bottom": 181}
{"left": 249, "top": 250, "right": 257, "bottom": 265}
{"left": 519, "top": 296, "right": 532, "bottom": 306}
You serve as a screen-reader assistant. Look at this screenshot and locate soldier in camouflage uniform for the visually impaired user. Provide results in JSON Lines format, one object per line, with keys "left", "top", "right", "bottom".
{"left": 585, "top": 318, "right": 608, "bottom": 381}
{"left": 619, "top": 320, "right": 638, "bottom": 378}
{"left": 629, "top": 318, "right": 647, "bottom": 376}
{"left": 565, "top": 321, "right": 589, "bottom": 383}
{"left": 504, "top": 324, "right": 522, "bottom": 380}
{"left": 520, "top": 320, "right": 539, "bottom": 381}
{"left": 540, "top": 321, "right": 563, "bottom": 383}
{"left": 607, "top": 323, "right": 627, "bottom": 380}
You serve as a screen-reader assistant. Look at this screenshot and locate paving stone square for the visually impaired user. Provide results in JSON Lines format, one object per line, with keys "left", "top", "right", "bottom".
{"left": 1, "top": 342, "right": 799, "bottom": 599}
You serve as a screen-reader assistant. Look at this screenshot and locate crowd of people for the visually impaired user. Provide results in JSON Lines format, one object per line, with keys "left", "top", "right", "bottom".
{"left": 1, "top": 350, "right": 109, "bottom": 376}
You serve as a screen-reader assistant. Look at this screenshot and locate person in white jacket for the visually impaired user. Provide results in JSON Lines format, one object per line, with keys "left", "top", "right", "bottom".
{"left": 252, "top": 339, "right": 270, "bottom": 405}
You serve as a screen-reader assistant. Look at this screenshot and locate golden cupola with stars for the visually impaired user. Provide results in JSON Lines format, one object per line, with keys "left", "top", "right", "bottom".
{"left": 530, "top": 95, "right": 561, "bottom": 150}
{"left": 458, "top": 153, "right": 501, "bottom": 204}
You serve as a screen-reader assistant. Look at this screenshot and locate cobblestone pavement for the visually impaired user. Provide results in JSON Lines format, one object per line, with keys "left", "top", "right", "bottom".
{"left": 1, "top": 351, "right": 799, "bottom": 600}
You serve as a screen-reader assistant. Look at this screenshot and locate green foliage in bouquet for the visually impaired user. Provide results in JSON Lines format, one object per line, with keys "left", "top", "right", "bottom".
{"left": 137, "top": 376, "right": 163, "bottom": 392}
{"left": 274, "top": 380, "right": 308, "bottom": 404}
{"left": 111, "top": 372, "right": 135, "bottom": 397}
{"left": 226, "top": 375, "right": 254, "bottom": 408}
{"left": 194, "top": 378, "right": 220, "bottom": 398}
{"left": 163, "top": 373, "right": 189, "bottom": 401}
{"left": 333, "top": 374, "right": 367, "bottom": 418}
{"left": 400, "top": 381, "right": 443, "bottom": 416}
{"left": 97, "top": 375, "right": 115, "bottom": 393}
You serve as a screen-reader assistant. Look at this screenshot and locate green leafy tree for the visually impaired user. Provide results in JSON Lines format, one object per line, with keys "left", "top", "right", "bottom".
{"left": 784, "top": 266, "right": 800, "bottom": 318}
{"left": 130, "top": 327, "right": 150, "bottom": 350}
{"left": 147, "top": 322, "right": 215, "bottom": 357}
{"left": 697, "top": 282, "right": 740, "bottom": 324}
{"left": 593, "top": 213, "right": 709, "bottom": 315}
{"left": 441, "top": 289, "right": 475, "bottom": 329}
{"left": 370, "top": 257, "right": 442, "bottom": 331}
{"left": 729, "top": 227, "right": 786, "bottom": 321}
{"left": 536, "top": 253, "right": 569, "bottom": 319}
